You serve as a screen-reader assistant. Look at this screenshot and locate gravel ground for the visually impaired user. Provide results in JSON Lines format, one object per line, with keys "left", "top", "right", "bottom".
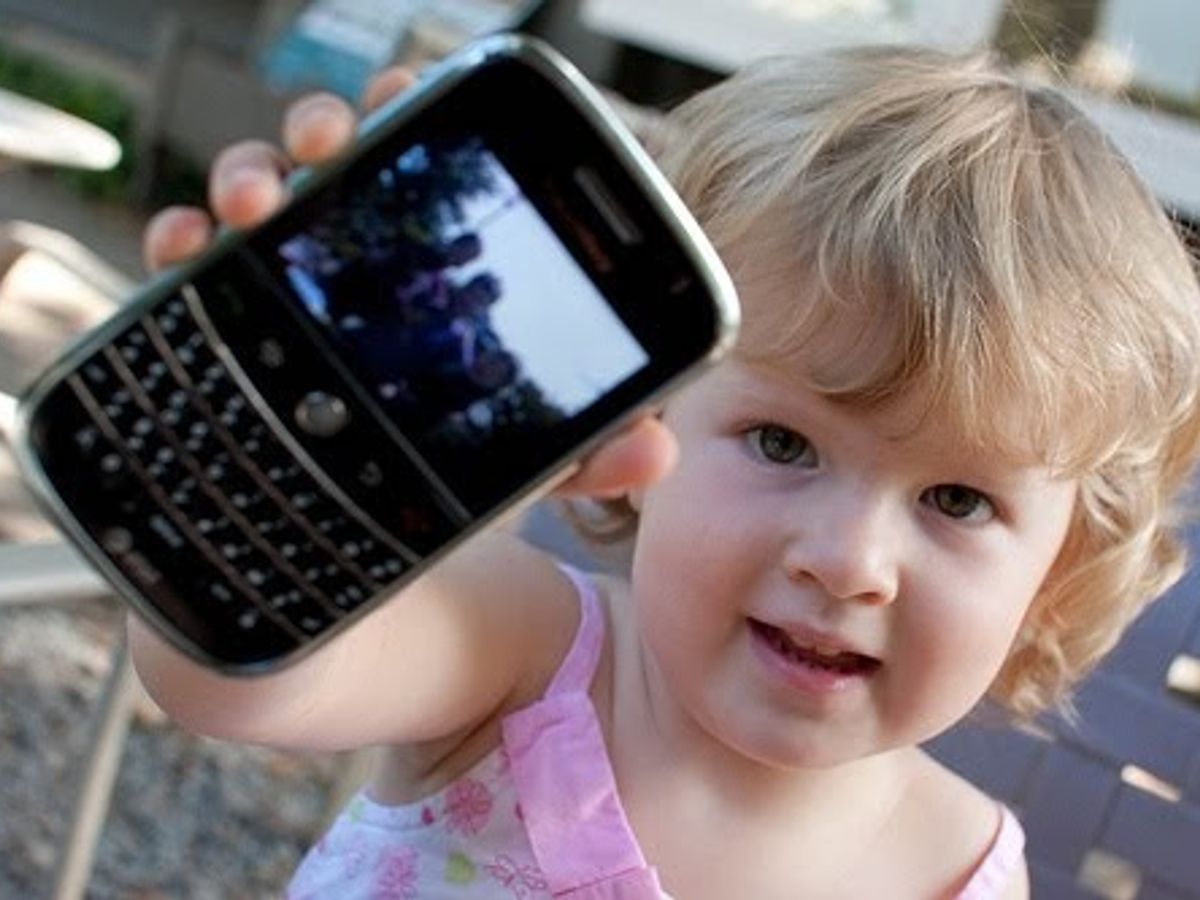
{"left": 0, "top": 599, "right": 344, "bottom": 899}
{"left": 0, "top": 505, "right": 607, "bottom": 899}
{"left": 0, "top": 164, "right": 345, "bottom": 898}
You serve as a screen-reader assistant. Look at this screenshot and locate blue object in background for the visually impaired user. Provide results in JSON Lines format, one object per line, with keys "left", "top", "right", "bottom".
{"left": 261, "top": 28, "right": 381, "bottom": 100}
{"left": 260, "top": 0, "right": 543, "bottom": 101}
{"left": 259, "top": 0, "right": 425, "bottom": 100}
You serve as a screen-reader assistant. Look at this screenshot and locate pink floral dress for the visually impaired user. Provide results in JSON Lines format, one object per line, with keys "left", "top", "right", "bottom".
{"left": 287, "top": 567, "right": 669, "bottom": 899}
{"left": 286, "top": 567, "right": 1023, "bottom": 898}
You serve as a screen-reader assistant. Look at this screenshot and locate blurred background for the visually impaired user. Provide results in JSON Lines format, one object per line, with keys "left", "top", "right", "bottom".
{"left": 0, "top": 1, "right": 1197, "bottom": 898}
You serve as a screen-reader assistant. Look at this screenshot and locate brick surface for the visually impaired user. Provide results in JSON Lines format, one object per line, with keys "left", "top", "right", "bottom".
{"left": 1028, "top": 861, "right": 1101, "bottom": 900}
{"left": 1021, "top": 744, "right": 1119, "bottom": 870}
{"left": 1138, "top": 883, "right": 1194, "bottom": 900}
{"left": 1059, "top": 674, "right": 1200, "bottom": 785}
{"left": 1104, "top": 562, "right": 1200, "bottom": 684}
{"left": 1102, "top": 785, "right": 1200, "bottom": 895}
{"left": 926, "top": 723, "right": 1048, "bottom": 803}
{"left": 1189, "top": 612, "right": 1200, "bottom": 658}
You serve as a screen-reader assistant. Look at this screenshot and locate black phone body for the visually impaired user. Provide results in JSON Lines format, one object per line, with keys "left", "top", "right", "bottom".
{"left": 12, "top": 35, "right": 738, "bottom": 673}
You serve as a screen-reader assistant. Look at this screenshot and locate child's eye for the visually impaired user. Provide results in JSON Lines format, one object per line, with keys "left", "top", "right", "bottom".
{"left": 923, "top": 484, "right": 995, "bottom": 523}
{"left": 747, "top": 425, "right": 817, "bottom": 467}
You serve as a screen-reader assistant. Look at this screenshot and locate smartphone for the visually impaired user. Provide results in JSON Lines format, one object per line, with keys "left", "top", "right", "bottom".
{"left": 11, "top": 34, "right": 738, "bottom": 673}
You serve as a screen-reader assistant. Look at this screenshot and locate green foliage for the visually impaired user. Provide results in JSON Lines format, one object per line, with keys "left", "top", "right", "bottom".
{"left": 140, "top": 144, "right": 209, "bottom": 210}
{"left": 1124, "top": 85, "right": 1200, "bottom": 125}
{"left": 0, "top": 40, "right": 208, "bottom": 207}
{"left": 993, "top": 1, "right": 1199, "bottom": 127}
{"left": 993, "top": 0, "right": 1104, "bottom": 68}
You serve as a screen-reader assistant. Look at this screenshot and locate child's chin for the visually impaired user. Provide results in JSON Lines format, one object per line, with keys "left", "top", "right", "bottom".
{"left": 708, "top": 710, "right": 877, "bottom": 772}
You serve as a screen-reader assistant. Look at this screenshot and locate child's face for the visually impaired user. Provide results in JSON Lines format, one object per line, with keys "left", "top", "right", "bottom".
{"left": 630, "top": 328, "right": 1077, "bottom": 770}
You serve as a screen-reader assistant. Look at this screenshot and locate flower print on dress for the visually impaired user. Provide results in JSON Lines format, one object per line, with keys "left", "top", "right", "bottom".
{"left": 442, "top": 777, "right": 494, "bottom": 835}
{"left": 444, "top": 850, "right": 477, "bottom": 885}
{"left": 341, "top": 843, "right": 372, "bottom": 882}
{"left": 496, "top": 745, "right": 512, "bottom": 775}
{"left": 372, "top": 845, "right": 420, "bottom": 899}
{"left": 483, "top": 854, "right": 549, "bottom": 898}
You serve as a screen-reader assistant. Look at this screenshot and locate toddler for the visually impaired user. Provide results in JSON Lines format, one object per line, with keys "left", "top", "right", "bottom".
{"left": 131, "top": 45, "right": 1200, "bottom": 898}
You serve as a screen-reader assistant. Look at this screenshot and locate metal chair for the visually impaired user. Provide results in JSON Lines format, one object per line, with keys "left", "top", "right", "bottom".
{"left": 0, "top": 220, "right": 138, "bottom": 900}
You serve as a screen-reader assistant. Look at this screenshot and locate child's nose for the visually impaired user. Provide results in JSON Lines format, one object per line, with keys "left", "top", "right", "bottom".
{"left": 782, "top": 490, "right": 900, "bottom": 605}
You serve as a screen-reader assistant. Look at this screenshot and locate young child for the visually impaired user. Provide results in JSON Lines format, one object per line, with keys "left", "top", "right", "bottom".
{"left": 131, "top": 45, "right": 1200, "bottom": 898}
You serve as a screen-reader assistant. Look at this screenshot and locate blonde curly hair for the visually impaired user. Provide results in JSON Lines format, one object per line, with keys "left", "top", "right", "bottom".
{"left": 587, "top": 45, "right": 1200, "bottom": 720}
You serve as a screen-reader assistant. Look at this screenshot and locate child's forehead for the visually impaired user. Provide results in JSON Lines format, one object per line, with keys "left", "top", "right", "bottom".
{"left": 725, "top": 251, "right": 900, "bottom": 391}
{"left": 722, "top": 348, "right": 1047, "bottom": 465}
{"left": 724, "top": 298, "right": 1071, "bottom": 475}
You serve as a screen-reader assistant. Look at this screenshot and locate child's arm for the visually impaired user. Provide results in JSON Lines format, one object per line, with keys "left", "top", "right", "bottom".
{"left": 128, "top": 529, "right": 577, "bottom": 751}
{"left": 130, "top": 70, "right": 677, "bottom": 753}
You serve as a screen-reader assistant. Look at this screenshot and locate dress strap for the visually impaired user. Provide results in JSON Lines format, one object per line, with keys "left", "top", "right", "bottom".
{"left": 955, "top": 804, "right": 1026, "bottom": 899}
{"left": 543, "top": 564, "right": 605, "bottom": 698}
{"left": 502, "top": 565, "right": 665, "bottom": 898}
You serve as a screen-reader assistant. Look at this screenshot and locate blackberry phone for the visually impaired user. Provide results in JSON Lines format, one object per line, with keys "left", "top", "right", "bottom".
{"left": 11, "top": 34, "right": 738, "bottom": 673}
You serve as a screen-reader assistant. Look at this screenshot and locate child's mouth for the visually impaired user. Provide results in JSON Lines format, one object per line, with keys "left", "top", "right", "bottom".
{"left": 748, "top": 619, "right": 881, "bottom": 679}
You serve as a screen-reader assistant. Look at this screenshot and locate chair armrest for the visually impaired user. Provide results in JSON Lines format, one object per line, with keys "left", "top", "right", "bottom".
{"left": 0, "top": 539, "right": 108, "bottom": 608}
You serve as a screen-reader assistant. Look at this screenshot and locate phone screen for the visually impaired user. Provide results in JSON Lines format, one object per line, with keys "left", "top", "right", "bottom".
{"left": 272, "top": 138, "right": 649, "bottom": 468}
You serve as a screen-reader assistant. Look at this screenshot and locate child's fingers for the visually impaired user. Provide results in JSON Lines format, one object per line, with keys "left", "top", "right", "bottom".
{"left": 556, "top": 416, "right": 679, "bottom": 499}
{"left": 142, "top": 206, "right": 214, "bottom": 274}
{"left": 208, "top": 140, "right": 292, "bottom": 231}
{"left": 282, "top": 92, "right": 357, "bottom": 165}
{"left": 361, "top": 66, "right": 419, "bottom": 114}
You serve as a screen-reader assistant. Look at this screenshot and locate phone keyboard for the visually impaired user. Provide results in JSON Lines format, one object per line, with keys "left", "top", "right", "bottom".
{"left": 49, "top": 292, "right": 429, "bottom": 666}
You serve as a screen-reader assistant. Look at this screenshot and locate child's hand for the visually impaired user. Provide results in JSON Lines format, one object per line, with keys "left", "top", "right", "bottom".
{"left": 141, "top": 67, "right": 679, "bottom": 503}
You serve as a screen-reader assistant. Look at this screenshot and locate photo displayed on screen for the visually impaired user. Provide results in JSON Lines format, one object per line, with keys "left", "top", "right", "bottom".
{"left": 274, "top": 138, "right": 649, "bottom": 467}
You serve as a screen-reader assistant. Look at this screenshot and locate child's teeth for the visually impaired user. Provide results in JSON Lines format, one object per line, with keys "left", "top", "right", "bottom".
{"left": 807, "top": 643, "right": 843, "bottom": 659}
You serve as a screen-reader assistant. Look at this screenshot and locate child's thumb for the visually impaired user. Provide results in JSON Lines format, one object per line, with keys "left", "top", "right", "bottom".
{"left": 556, "top": 416, "right": 678, "bottom": 500}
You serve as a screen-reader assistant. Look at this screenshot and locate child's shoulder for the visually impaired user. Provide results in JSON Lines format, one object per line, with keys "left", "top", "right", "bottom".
{"left": 369, "top": 539, "right": 592, "bottom": 797}
{"left": 894, "top": 750, "right": 1029, "bottom": 898}
{"left": 907, "top": 748, "right": 1000, "bottom": 832}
